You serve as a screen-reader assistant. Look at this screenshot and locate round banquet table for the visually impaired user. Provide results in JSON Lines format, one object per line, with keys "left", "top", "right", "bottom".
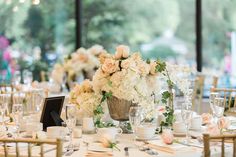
{"left": 0, "top": 133, "right": 233, "bottom": 157}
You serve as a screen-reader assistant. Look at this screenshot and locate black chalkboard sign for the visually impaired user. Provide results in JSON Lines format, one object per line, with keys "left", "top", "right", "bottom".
{"left": 40, "top": 96, "right": 65, "bottom": 130}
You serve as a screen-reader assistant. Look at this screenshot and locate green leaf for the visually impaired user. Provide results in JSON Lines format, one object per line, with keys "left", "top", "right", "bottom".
{"left": 155, "top": 60, "right": 166, "bottom": 72}
{"left": 162, "top": 91, "right": 171, "bottom": 99}
{"left": 94, "top": 105, "right": 104, "bottom": 115}
{"left": 108, "top": 80, "right": 113, "bottom": 87}
{"left": 146, "top": 58, "right": 151, "bottom": 64}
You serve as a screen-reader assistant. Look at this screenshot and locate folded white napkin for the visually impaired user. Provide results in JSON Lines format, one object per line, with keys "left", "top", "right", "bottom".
{"left": 147, "top": 140, "right": 191, "bottom": 154}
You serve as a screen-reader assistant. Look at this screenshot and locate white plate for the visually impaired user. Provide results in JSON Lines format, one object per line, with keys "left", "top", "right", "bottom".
{"left": 88, "top": 143, "right": 112, "bottom": 152}
{"left": 0, "top": 117, "right": 10, "bottom": 123}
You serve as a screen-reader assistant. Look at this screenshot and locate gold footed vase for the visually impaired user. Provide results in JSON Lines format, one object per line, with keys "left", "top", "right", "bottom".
{"left": 107, "top": 96, "right": 135, "bottom": 133}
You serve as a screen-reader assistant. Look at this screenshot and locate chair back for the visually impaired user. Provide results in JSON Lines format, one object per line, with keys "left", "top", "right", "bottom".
{"left": 192, "top": 74, "right": 205, "bottom": 110}
{"left": 203, "top": 133, "right": 236, "bottom": 157}
{"left": 210, "top": 87, "right": 236, "bottom": 116}
{"left": 0, "top": 84, "right": 14, "bottom": 94}
{"left": 0, "top": 84, "right": 15, "bottom": 113}
{"left": 0, "top": 138, "right": 62, "bottom": 157}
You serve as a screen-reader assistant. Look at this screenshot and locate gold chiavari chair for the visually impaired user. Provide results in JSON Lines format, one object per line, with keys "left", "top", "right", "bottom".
{"left": 0, "top": 84, "right": 15, "bottom": 113}
{"left": 192, "top": 75, "right": 205, "bottom": 110}
{"left": 212, "top": 76, "right": 218, "bottom": 88}
{"left": 0, "top": 84, "right": 13, "bottom": 94}
{"left": 210, "top": 87, "right": 236, "bottom": 116}
{"left": 203, "top": 133, "right": 236, "bottom": 157}
{"left": 0, "top": 138, "right": 62, "bottom": 157}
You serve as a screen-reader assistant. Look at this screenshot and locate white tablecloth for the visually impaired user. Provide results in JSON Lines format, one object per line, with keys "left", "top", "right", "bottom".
{"left": 0, "top": 134, "right": 233, "bottom": 157}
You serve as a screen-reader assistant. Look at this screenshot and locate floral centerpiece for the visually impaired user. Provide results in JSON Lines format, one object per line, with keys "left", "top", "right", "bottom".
{"left": 69, "top": 79, "right": 102, "bottom": 117}
{"left": 92, "top": 45, "right": 160, "bottom": 120}
{"left": 51, "top": 45, "right": 106, "bottom": 85}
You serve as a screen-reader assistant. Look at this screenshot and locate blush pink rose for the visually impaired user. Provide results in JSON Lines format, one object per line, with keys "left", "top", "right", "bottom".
{"left": 206, "top": 123, "right": 220, "bottom": 135}
{"left": 114, "top": 45, "right": 130, "bottom": 59}
{"left": 149, "top": 61, "right": 157, "bottom": 75}
{"left": 102, "top": 58, "right": 119, "bottom": 74}
{"left": 161, "top": 129, "right": 174, "bottom": 145}
{"left": 217, "top": 117, "right": 230, "bottom": 129}
{"left": 81, "top": 79, "right": 93, "bottom": 93}
{"left": 201, "top": 113, "right": 212, "bottom": 124}
{"left": 99, "top": 52, "right": 112, "bottom": 64}
{"left": 89, "top": 44, "right": 105, "bottom": 56}
{"left": 138, "top": 62, "right": 150, "bottom": 76}
{"left": 78, "top": 53, "right": 89, "bottom": 63}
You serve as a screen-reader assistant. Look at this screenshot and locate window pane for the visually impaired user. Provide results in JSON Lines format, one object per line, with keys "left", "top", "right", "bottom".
{"left": 0, "top": 0, "right": 75, "bottom": 82}
{"left": 82, "top": 0, "right": 195, "bottom": 66}
{"left": 202, "top": 0, "right": 236, "bottom": 88}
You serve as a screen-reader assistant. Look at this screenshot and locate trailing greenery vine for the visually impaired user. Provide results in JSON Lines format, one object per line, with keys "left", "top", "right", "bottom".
{"left": 155, "top": 60, "right": 175, "bottom": 129}
{"left": 94, "top": 91, "right": 115, "bottom": 128}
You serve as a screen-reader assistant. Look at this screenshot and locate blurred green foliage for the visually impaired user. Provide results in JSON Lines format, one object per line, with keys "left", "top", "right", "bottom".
{"left": 0, "top": 0, "right": 236, "bottom": 69}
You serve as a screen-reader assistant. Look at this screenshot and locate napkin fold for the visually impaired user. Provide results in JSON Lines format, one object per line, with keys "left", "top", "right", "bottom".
{"left": 86, "top": 151, "right": 113, "bottom": 157}
{"left": 147, "top": 140, "right": 191, "bottom": 154}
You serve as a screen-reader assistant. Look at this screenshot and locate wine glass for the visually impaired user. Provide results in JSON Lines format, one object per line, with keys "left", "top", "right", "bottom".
{"left": 0, "top": 94, "right": 8, "bottom": 130}
{"left": 62, "top": 73, "right": 68, "bottom": 93}
{"left": 129, "top": 105, "right": 142, "bottom": 138}
{"left": 184, "top": 78, "right": 195, "bottom": 103}
{"left": 12, "top": 104, "right": 23, "bottom": 137}
{"left": 23, "top": 70, "right": 33, "bottom": 87}
{"left": 65, "top": 104, "right": 76, "bottom": 152}
{"left": 13, "top": 71, "right": 21, "bottom": 85}
{"left": 209, "top": 92, "right": 219, "bottom": 123}
{"left": 213, "top": 97, "right": 224, "bottom": 118}
{"left": 181, "top": 102, "right": 193, "bottom": 144}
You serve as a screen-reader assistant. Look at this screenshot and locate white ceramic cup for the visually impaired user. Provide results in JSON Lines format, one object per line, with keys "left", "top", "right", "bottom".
{"left": 190, "top": 116, "right": 202, "bottom": 130}
{"left": 96, "top": 127, "right": 122, "bottom": 141}
{"left": 82, "top": 117, "right": 95, "bottom": 132}
{"left": 136, "top": 125, "right": 156, "bottom": 139}
{"left": 47, "top": 126, "right": 67, "bottom": 139}
{"left": 174, "top": 110, "right": 182, "bottom": 122}
{"left": 173, "top": 121, "right": 186, "bottom": 133}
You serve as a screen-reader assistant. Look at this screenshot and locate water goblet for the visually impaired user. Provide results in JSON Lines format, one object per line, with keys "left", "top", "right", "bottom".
{"left": 65, "top": 104, "right": 77, "bottom": 151}
{"left": 12, "top": 104, "right": 23, "bottom": 137}
{"left": 209, "top": 92, "right": 219, "bottom": 123}
{"left": 129, "top": 105, "right": 142, "bottom": 139}
{"left": 213, "top": 97, "right": 224, "bottom": 119}
{"left": 23, "top": 70, "right": 33, "bottom": 87}
{"left": 0, "top": 95, "right": 8, "bottom": 130}
{"left": 181, "top": 102, "right": 193, "bottom": 144}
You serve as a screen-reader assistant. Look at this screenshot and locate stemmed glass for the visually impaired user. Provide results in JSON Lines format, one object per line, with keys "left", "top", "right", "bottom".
{"left": 181, "top": 102, "right": 193, "bottom": 144}
{"left": 62, "top": 73, "right": 68, "bottom": 93}
{"left": 13, "top": 71, "right": 21, "bottom": 85}
{"left": 12, "top": 104, "right": 23, "bottom": 137}
{"left": 0, "top": 94, "right": 8, "bottom": 130}
{"left": 65, "top": 104, "right": 76, "bottom": 152}
{"left": 23, "top": 70, "right": 33, "bottom": 86}
{"left": 213, "top": 97, "right": 224, "bottom": 119}
{"left": 209, "top": 92, "right": 219, "bottom": 123}
{"left": 129, "top": 105, "right": 142, "bottom": 139}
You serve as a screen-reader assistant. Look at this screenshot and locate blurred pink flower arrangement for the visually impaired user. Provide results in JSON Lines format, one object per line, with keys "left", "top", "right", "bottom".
{"left": 161, "top": 129, "right": 174, "bottom": 144}
{"left": 201, "top": 113, "right": 212, "bottom": 125}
